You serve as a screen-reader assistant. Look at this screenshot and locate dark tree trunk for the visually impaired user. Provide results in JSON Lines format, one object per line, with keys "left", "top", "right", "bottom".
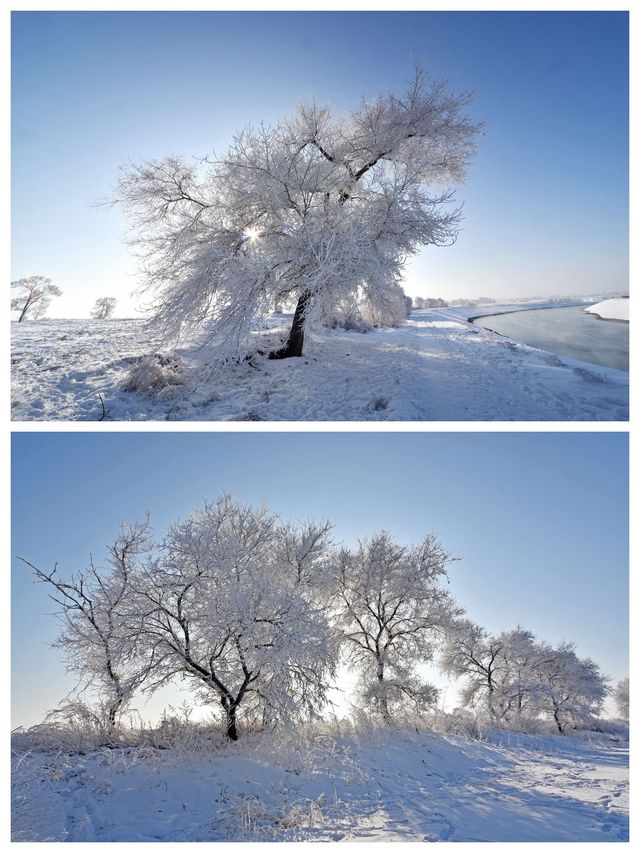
{"left": 107, "top": 704, "right": 119, "bottom": 730}
{"left": 226, "top": 703, "right": 239, "bottom": 741}
{"left": 269, "top": 291, "right": 310, "bottom": 359}
{"left": 18, "top": 299, "right": 31, "bottom": 322}
{"left": 553, "top": 706, "right": 564, "bottom": 733}
{"left": 376, "top": 658, "right": 392, "bottom": 724}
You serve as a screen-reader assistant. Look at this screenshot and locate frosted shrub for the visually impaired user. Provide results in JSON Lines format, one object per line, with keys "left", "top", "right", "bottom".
{"left": 121, "top": 354, "right": 185, "bottom": 397}
{"left": 225, "top": 792, "right": 333, "bottom": 841}
{"left": 359, "top": 285, "right": 410, "bottom": 328}
{"left": 573, "top": 366, "right": 610, "bottom": 383}
{"left": 429, "top": 708, "right": 482, "bottom": 739}
{"left": 12, "top": 705, "right": 122, "bottom": 755}
{"left": 328, "top": 300, "right": 371, "bottom": 333}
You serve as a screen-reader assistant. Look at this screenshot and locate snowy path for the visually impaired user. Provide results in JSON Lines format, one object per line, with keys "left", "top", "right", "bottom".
{"left": 11, "top": 307, "right": 628, "bottom": 420}
{"left": 344, "top": 731, "right": 629, "bottom": 842}
{"left": 12, "top": 729, "right": 629, "bottom": 842}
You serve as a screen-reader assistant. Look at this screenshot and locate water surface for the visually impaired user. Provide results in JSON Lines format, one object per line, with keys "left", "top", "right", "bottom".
{"left": 472, "top": 306, "right": 628, "bottom": 372}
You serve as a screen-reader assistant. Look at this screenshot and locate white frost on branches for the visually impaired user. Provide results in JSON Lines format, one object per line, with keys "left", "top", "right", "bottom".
{"left": 113, "top": 68, "right": 481, "bottom": 358}
{"left": 442, "top": 622, "right": 609, "bottom": 731}
{"left": 332, "top": 532, "right": 459, "bottom": 721}
{"left": 125, "top": 495, "right": 336, "bottom": 739}
{"left": 91, "top": 297, "right": 117, "bottom": 319}
{"left": 20, "top": 521, "right": 151, "bottom": 729}
{"left": 11, "top": 276, "right": 62, "bottom": 322}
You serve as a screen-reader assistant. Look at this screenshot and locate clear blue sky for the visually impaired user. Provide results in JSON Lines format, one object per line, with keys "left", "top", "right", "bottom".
{"left": 12, "top": 431, "right": 628, "bottom": 726}
{"left": 11, "top": 10, "right": 628, "bottom": 318}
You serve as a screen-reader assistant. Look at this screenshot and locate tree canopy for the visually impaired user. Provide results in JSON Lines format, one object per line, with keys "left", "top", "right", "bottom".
{"left": 115, "top": 68, "right": 481, "bottom": 358}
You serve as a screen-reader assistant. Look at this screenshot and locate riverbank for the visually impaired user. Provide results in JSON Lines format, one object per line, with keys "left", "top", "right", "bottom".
{"left": 470, "top": 303, "right": 628, "bottom": 373}
{"left": 11, "top": 308, "right": 629, "bottom": 421}
{"left": 584, "top": 298, "right": 629, "bottom": 322}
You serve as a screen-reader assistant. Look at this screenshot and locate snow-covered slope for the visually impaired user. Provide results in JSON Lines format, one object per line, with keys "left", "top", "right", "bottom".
{"left": 584, "top": 298, "right": 629, "bottom": 321}
{"left": 11, "top": 726, "right": 628, "bottom": 842}
{"left": 11, "top": 307, "right": 629, "bottom": 421}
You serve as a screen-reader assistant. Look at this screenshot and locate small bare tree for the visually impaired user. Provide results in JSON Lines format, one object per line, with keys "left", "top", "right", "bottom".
{"left": 91, "top": 297, "right": 117, "bottom": 319}
{"left": 11, "top": 276, "right": 62, "bottom": 322}
{"left": 332, "top": 532, "right": 458, "bottom": 722}
{"left": 19, "top": 520, "right": 151, "bottom": 730}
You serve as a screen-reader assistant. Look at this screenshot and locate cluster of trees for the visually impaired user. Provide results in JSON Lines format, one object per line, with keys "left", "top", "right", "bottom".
{"left": 442, "top": 622, "right": 612, "bottom": 733}
{"left": 408, "top": 296, "right": 498, "bottom": 311}
{"left": 22, "top": 494, "right": 620, "bottom": 742}
{"left": 412, "top": 297, "right": 448, "bottom": 310}
{"left": 113, "top": 68, "right": 481, "bottom": 359}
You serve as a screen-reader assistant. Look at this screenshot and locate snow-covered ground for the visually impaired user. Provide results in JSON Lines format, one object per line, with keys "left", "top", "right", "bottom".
{"left": 11, "top": 303, "right": 629, "bottom": 421}
{"left": 11, "top": 726, "right": 628, "bottom": 842}
{"left": 584, "top": 298, "right": 629, "bottom": 322}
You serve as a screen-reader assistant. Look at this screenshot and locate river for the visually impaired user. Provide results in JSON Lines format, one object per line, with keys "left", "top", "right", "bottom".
{"left": 472, "top": 305, "right": 629, "bottom": 372}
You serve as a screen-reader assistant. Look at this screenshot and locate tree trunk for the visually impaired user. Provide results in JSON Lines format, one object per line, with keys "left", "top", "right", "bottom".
{"left": 268, "top": 291, "right": 310, "bottom": 359}
{"left": 18, "top": 299, "right": 31, "bottom": 322}
{"left": 226, "top": 703, "right": 240, "bottom": 741}
{"left": 107, "top": 704, "right": 119, "bottom": 730}
{"left": 377, "top": 658, "right": 392, "bottom": 724}
{"left": 487, "top": 681, "right": 498, "bottom": 721}
{"left": 553, "top": 706, "right": 564, "bottom": 734}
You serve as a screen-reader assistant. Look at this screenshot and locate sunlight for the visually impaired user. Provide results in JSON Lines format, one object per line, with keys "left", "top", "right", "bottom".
{"left": 243, "top": 225, "right": 261, "bottom": 242}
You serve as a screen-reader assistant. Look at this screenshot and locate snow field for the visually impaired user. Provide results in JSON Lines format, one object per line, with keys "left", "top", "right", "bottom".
{"left": 11, "top": 724, "right": 628, "bottom": 842}
{"left": 11, "top": 305, "right": 629, "bottom": 421}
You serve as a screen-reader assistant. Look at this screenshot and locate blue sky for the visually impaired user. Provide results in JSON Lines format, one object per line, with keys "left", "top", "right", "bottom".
{"left": 11, "top": 11, "right": 628, "bottom": 318}
{"left": 12, "top": 431, "right": 628, "bottom": 726}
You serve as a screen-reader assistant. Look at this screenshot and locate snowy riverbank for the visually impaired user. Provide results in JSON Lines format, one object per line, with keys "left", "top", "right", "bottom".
{"left": 11, "top": 304, "right": 629, "bottom": 421}
{"left": 584, "top": 298, "right": 629, "bottom": 322}
{"left": 11, "top": 724, "right": 628, "bottom": 842}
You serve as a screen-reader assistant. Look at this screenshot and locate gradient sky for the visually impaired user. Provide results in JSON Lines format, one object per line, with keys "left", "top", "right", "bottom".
{"left": 11, "top": 10, "right": 629, "bottom": 318}
{"left": 12, "top": 431, "right": 628, "bottom": 727}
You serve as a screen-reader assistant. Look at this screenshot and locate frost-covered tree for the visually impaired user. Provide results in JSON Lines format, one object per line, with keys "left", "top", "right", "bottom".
{"left": 535, "top": 642, "right": 608, "bottom": 733}
{"left": 492, "top": 627, "right": 550, "bottom": 722}
{"left": 30, "top": 297, "right": 52, "bottom": 320}
{"left": 332, "top": 532, "right": 458, "bottom": 721}
{"left": 114, "top": 67, "right": 481, "bottom": 359}
{"left": 441, "top": 620, "right": 510, "bottom": 721}
{"left": 613, "top": 678, "right": 629, "bottom": 721}
{"left": 20, "top": 521, "right": 151, "bottom": 729}
{"left": 127, "top": 495, "right": 335, "bottom": 740}
{"left": 444, "top": 624, "right": 609, "bottom": 732}
{"left": 11, "top": 276, "right": 62, "bottom": 322}
{"left": 91, "top": 297, "right": 117, "bottom": 319}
